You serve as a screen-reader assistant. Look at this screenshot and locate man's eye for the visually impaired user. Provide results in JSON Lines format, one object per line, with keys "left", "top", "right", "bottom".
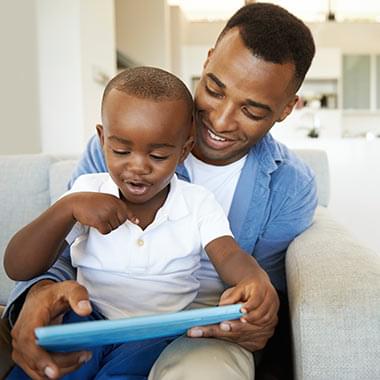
{"left": 205, "top": 85, "right": 223, "bottom": 99}
{"left": 150, "top": 154, "right": 169, "bottom": 161}
{"left": 242, "top": 107, "right": 263, "bottom": 121}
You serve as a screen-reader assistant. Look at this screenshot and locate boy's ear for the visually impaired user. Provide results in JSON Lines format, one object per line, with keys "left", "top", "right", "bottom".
{"left": 96, "top": 124, "right": 105, "bottom": 147}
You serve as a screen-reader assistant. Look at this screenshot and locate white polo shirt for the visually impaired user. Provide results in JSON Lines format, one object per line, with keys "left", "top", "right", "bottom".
{"left": 65, "top": 173, "right": 233, "bottom": 319}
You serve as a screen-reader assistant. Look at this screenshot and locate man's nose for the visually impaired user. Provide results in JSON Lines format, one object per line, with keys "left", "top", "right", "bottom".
{"left": 209, "top": 102, "right": 237, "bottom": 132}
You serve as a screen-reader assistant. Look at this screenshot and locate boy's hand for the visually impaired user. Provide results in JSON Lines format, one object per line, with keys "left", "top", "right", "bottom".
{"left": 218, "top": 275, "right": 279, "bottom": 325}
{"left": 10, "top": 280, "right": 93, "bottom": 379}
{"left": 187, "top": 272, "right": 280, "bottom": 351}
{"left": 68, "top": 192, "right": 138, "bottom": 234}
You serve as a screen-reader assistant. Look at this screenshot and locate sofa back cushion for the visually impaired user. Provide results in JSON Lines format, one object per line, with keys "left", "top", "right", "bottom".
{"left": 294, "top": 149, "right": 330, "bottom": 207}
{"left": 0, "top": 149, "right": 329, "bottom": 306}
{"left": 0, "top": 155, "right": 53, "bottom": 304}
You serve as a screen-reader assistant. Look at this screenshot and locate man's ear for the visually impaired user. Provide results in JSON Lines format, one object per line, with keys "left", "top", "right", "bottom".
{"left": 179, "top": 120, "right": 195, "bottom": 163}
{"left": 179, "top": 135, "right": 195, "bottom": 164}
{"left": 96, "top": 124, "right": 105, "bottom": 147}
{"left": 203, "top": 48, "right": 215, "bottom": 69}
{"left": 277, "top": 95, "right": 299, "bottom": 123}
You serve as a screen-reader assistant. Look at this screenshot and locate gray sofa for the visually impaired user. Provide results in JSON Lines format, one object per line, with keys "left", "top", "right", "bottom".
{"left": 0, "top": 152, "right": 379, "bottom": 379}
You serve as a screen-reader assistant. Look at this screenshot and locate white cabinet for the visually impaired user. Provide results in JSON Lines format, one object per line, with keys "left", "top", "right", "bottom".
{"left": 342, "top": 55, "right": 371, "bottom": 110}
{"left": 306, "top": 48, "right": 341, "bottom": 79}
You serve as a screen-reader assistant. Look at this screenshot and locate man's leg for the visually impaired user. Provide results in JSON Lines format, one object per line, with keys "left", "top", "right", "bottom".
{"left": 255, "top": 291, "right": 293, "bottom": 380}
{"left": 148, "top": 335, "right": 255, "bottom": 380}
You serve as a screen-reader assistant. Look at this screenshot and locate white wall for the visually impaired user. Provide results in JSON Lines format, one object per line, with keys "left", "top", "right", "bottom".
{"left": 170, "top": 5, "right": 186, "bottom": 77}
{"left": 37, "top": 0, "right": 84, "bottom": 154}
{"left": 309, "top": 22, "right": 380, "bottom": 53}
{"left": 79, "top": 0, "right": 117, "bottom": 143}
{"left": 0, "top": 0, "right": 41, "bottom": 154}
{"left": 0, "top": 0, "right": 116, "bottom": 155}
{"left": 276, "top": 137, "right": 380, "bottom": 254}
{"left": 115, "top": 0, "right": 171, "bottom": 70}
{"left": 37, "top": 0, "right": 116, "bottom": 154}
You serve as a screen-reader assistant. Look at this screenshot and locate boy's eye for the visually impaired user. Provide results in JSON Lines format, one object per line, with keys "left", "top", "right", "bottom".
{"left": 150, "top": 154, "right": 169, "bottom": 161}
{"left": 112, "top": 149, "right": 130, "bottom": 155}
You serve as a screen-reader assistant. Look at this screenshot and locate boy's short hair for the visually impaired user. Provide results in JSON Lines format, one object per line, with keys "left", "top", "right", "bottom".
{"left": 102, "top": 66, "right": 193, "bottom": 116}
{"left": 218, "top": 3, "right": 315, "bottom": 91}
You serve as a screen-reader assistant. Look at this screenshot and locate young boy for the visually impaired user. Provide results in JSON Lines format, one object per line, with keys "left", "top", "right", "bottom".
{"left": 4, "top": 67, "right": 271, "bottom": 379}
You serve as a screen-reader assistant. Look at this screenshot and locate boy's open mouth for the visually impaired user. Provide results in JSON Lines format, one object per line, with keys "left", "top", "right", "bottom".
{"left": 123, "top": 180, "right": 150, "bottom": 196}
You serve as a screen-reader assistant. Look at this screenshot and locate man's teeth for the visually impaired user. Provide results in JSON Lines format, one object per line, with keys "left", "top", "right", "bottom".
{"left": 208, "top": 129, "right": 226, "bottom": 141}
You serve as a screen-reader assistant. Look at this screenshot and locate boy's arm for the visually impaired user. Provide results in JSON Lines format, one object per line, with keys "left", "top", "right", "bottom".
{"left": 4, "top": 190, "right": 135, "bottom": 281}
{"left": 4, "top": 195, "right": 78, "bottom": 281}
{"left": 205, "top": 236, "right": 279, "bottom": 323}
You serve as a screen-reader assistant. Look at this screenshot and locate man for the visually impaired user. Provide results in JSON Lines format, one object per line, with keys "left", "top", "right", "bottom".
{"left": 2, "top": 3, "right": 317, "bottom": 380}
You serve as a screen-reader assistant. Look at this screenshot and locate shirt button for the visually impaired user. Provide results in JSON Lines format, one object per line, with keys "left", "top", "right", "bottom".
{"left": 137, "top": 239, "right": 144, "bottom": 247}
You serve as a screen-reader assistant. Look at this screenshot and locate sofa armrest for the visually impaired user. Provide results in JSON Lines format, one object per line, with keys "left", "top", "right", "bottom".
{"left": 286, "top": 207, "right": 380, "bottom": 380}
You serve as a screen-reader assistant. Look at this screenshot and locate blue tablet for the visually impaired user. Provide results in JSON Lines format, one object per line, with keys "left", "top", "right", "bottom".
{"left": 35, "top": 304, "right": 244, "bottom": 352}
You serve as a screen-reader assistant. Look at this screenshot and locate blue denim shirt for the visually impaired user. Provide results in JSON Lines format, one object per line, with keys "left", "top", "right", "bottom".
{"left": 5, "top": 133, "right": 317, "bottom": 322}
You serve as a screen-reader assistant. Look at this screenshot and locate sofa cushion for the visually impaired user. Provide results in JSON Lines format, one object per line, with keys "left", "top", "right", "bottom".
{"left": 0, "top": 155, "right": 53, "bottom": 304}
{"left": 49, "top": 159, "right": 78, "bottom": 203}
{"left": 294, "top": 149, "right": 330, "bottom": 207}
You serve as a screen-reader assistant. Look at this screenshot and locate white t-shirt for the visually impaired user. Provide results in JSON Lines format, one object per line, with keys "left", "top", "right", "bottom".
{"left": 65, "top": 173, "right": 233, "bottom": 319}
{"left": 184, "top": 153, "right": 247, "bottom": 306}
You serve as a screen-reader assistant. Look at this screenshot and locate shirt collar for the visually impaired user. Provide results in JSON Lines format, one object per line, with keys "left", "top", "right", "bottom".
{"left": 101, "top": 175, "right": 120, "bottom": 197}
{"left": 101, "top": 174, "right": 189, "bottom": 223}
{"left": 251, "top": 133, "right": 284, "bottom": 174}
{"left": 155, "top": 174, "right": 189, "bottom": 222}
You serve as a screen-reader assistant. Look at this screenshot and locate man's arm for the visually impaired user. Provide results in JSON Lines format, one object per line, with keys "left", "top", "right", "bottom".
{"left": 3, "top": 135, "right": 107, "bottom": 320}
{"left": 188, "top": 175, "right": 318, "bottom": 351}
{"left": 2, "top": 135, "right": 107, "bottom": 379}
{"left": 68, "top": 134, "right": 107, "bottom": 187}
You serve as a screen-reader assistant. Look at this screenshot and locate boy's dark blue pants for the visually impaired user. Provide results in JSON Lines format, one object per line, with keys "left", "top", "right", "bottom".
{"left": 7, "top": 311, "right": 176, "bottom": 380}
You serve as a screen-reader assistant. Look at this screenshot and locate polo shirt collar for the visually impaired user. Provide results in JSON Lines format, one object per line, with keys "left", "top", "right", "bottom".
{"left": 101, "top": 174, "right": 189, "bottom": 223}
{"left": 100, "top": 175, "right": 120, "bottom": 197}
{"left": 155, "top": 174, "right": 189, "bottom": 222}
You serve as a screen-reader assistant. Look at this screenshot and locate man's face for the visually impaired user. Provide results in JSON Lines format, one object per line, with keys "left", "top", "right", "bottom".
{"left": 193, "top": 28, "right": 298, "bottom": 165}
{"left": 98, "top": 90, "right": 193, "bottom": 206}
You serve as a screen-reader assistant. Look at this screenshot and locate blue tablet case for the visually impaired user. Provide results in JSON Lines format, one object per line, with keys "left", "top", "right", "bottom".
{"left": 35, "top": 304, "right": 244, "bottom": 352}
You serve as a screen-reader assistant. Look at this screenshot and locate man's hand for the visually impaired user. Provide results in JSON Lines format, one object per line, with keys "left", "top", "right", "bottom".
{"left": 187, "top": 271, "right": 280, "bottom": 351}
{"left": 68, "top": 192, "right": 139, "bottom": 234}
{"left": 11, "top": 280, "right": 93, "bottom": 379}
{"left": 187, "top": 313, "right": 278, "bottom": 351}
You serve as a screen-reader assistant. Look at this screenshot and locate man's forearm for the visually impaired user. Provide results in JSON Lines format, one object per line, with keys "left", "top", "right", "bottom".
{"left": 3, "top": 250, "right": 76, "bottom": 326}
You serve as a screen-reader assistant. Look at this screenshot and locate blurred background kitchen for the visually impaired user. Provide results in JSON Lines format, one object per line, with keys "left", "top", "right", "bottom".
{"left": 1, "top": 0, "right": 379, "bottom": 252}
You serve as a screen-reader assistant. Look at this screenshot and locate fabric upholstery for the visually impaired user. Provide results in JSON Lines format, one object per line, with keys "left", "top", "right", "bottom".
{"left": 1, "top": 150, "right": 379, "bottom": 380}
{"left": 0, "top": 155, "right": 52, "bottom": 304}
{"left": 294, "top": 149, "right": 330, "bottom": 207}
{"left": 287, "top": 207, "right": 380, "bottom": 379}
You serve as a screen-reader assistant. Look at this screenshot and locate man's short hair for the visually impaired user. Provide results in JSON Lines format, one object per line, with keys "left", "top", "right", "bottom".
{"left": 218, "top": 3, "right": 315, "bottom": 91}
{"left": 102, "top": 66, "right": 193, "bottom": 116}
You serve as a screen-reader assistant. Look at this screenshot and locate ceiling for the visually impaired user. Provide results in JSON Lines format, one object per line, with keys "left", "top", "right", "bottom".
{"left": 167, "top": 0, "right": 380, "bottom": 22}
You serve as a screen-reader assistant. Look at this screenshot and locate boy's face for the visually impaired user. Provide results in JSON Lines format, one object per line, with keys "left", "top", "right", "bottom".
{"left": 193, "top": 28, "right": 298, "bottom": 165}
{"left": 98, "top": 89, "right": 193, "bottom": 205}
